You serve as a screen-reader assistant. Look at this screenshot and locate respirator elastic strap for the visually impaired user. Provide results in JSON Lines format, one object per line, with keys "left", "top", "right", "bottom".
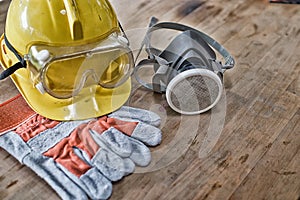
{"left": 145, "top": 21, "right": 235, "bottom": 70}
{"left": 134, "top": 58, "right": 170, "bottom": 92}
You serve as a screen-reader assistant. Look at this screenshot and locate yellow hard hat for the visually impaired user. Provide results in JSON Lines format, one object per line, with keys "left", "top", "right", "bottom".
{"left": 0, "top": 0, "right": 134, "bottom": 121}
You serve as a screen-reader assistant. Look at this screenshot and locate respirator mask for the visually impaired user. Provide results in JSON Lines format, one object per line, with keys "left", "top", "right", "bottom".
{"left": 134, "top": 18, "right": 235, "bottom": 115}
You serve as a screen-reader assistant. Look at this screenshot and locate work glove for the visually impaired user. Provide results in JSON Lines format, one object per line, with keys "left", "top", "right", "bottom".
{"left": 0, "top": 95, "right": 162, "bottom": 200}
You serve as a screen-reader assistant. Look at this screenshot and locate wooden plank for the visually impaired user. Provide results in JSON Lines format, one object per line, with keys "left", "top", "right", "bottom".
{"left": 0, "top": 0, "right": 299, "bottom": 200}
{"left": 230, "top": 109, "right": 300, "bottom": 200}
{"left": 146, "top": 90, "right": 298, "bottom": 199}
{"left": 0, "top": 149, "right": 59, "bottom": 200}
{"left": 0, "top": 0, "right": 10, "bottom": 34}
{"left": 111, "top": 1, "right": 300, "bottom": 199}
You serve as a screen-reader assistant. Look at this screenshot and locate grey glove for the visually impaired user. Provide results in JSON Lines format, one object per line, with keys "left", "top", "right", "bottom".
{"left": 0, "top": 106, "right": 162, "bottom": 200}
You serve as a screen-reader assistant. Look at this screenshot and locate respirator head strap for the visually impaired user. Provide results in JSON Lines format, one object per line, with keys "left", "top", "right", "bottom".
{"left": 134, "top": 55, "right": 172, "bottom": 93}
{"left": 143, "top": 19, "right": 235, "bottom": 71}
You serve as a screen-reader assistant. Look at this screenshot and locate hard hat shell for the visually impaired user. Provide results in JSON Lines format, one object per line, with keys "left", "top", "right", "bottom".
{"left": 6, "top": 0, "right": 120, "bottom": 52}
{"left": 0, "top": 0, "right": 132, "bottom": 121}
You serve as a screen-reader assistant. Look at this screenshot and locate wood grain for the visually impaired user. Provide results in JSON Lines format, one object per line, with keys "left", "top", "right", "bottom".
{"left": 0, "top": 0, "right": 299, "bottom": 200}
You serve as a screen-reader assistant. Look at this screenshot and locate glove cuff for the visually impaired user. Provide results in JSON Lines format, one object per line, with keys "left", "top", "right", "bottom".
{"left": 0, "top": 94, "right": 36, "bottom": 135}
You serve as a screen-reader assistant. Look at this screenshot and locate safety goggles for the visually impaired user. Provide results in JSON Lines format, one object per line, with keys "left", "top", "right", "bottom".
{"left": 2, "top": 32, "right": 134, "bottom": 99}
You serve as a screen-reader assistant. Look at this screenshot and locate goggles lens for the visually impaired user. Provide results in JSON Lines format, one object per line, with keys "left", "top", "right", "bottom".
{"left": 27, "top": 33, "right": 133, "bottom": 98}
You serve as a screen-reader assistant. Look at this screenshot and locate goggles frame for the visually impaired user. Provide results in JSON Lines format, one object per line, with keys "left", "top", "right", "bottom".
{"left": 27, "top": 33, "right": 134, "bottom": 98}
{"left": 1, "top": 26, "right": 134, "bottom": 99}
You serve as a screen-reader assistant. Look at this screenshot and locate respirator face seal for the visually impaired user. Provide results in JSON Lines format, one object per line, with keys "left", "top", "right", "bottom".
{"left": 134, "top": 18, "right": 235, "bottom": 115}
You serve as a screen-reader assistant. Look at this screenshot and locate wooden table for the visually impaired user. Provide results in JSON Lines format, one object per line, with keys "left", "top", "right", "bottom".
{"left": 0, "top": 0, "right": 299, "bottom": 199}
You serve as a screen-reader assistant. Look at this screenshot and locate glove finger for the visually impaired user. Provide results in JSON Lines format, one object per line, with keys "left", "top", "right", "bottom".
{"left": 106, "top": 109, "right": 162, "bottom": 146}
{"left": 123, "top": 158, "right": 136, "bottom": 175}
{"left": 57, "top": 161, "right": 113, "bottom": 200}
{"left": 127, "top": 137, "right": 151, "bottom": 167}
{"left": 73, "top": 146, "right": 93, "bottom": 166}
{"left": 24, "top": 151, "right": 113, "bottom": 200}
{"left": 108, "top": 106, "right": 161, "bottom": 127}
{"left": 91, "top": 127, "right": 152, "bottom": 167}
{"left": 80, "top": 168, "right": 112, "bottom": 200}
{"left": 130, "top": 121, "right": 162, "bottom": 146}
{"left": 90, "top": 128, "right": 132, "bottom": 158}
{"left": 92, "top": 148, "right": 135, "bottom": 182}
{"left": 23, "top": 152, "right": 88, "bottom": 200}
{"left": 70, "top": 148, "right": 114, "bottom": 200}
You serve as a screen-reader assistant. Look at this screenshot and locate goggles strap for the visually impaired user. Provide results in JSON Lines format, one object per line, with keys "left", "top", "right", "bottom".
{"left": 0, "top": 62, "right": 25, "bottom": 80}
{"left": 0, "top": 35, "right": 26, "bottom": 80}
{"left": 118, "top": 21, "right": 132, "bottom": 48}
{"left": 4, "top": 34, "right": 26, "bottom": 65}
